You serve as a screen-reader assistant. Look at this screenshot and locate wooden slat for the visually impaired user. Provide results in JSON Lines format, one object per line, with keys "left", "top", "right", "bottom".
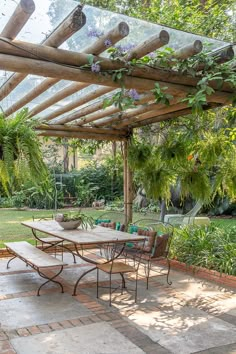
{"left": 5, "top": 241, "right": 66, "bottom": 268}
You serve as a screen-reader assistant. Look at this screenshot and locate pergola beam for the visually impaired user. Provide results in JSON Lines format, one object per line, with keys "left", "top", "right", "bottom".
{"left": 55, "top": 92, "right": 153, "bottom": 126}
{"left": 124, "top": 30, "right": 169, "bottom": 60}
{"left": 31, "top": 29, "right": 169, "bottom": 122}
{"left": 1, "top": 0, "right": 35, "bottom": 40}
{"left": 0, "top": 37, "right": 233, "bottom": 96}
{"left": 0, "top": 5, "right": 86, "bottom": 102}
{"left": 1, "top": 53, "right": 233, "bottom": 102}
{"left": 39, "top": 86, "right": 112, "bottom": 123}
{"left": 9, "top": 22, "right": 130, "bottom": 119}
{"left": 38, "top": 130, "right": 127, "bottom": 141}
{"left": 36, "top": 124, "right": 128, "bottom": 136}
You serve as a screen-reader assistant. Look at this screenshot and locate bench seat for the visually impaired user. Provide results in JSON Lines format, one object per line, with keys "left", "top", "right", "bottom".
{"left": 5, "top": 241, "right": 67, "bottom": 295}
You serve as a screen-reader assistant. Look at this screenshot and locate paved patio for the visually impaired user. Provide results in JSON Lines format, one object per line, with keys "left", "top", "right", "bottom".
{"left": 0, "top": 253, "right": 235, "bottom": 354}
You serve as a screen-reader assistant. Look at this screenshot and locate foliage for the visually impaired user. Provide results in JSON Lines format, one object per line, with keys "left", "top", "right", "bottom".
{"left": 55, "top": 211, "right": 94, "bottom": 229}
{"left": 128, "top": 110, "right": 236, "bottom": 205}
{"left": 54, "top": 159, "right": 124, "bottom": 207}
{"left": 171, "top": 224, "right": 236, "bottom": 275}
{"left": 0, "top": 109, "right": 48, "bottom": 195}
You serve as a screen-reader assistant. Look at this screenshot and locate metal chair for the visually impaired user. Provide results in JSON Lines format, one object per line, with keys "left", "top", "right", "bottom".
{"left": 95, "top": 211, "right": 127, "bottom": 231}
{"left": 96, "top": 240, "right": 145, "bottom": 306}
{"left": 124, "top": 221, "right": 174, "bottom": 289}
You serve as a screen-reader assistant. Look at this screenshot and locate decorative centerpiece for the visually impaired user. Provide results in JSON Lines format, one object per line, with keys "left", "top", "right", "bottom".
{"left": 55, "top": 211, "right": 94, "bottom": 230}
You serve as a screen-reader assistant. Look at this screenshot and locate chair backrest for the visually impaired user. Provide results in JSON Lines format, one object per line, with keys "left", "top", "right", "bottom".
{"left": 149, "top": 221, "right": 173, "bottom": 259}
{"left": 100, "top": 221, "right": 116, "bottom": 229}
{"left": 114, "top": 239, "right": 146, "bottom": 272}
{"left": 95, "top": 211, "right": 127, "bottom": 231}
{"left": 132, "top": 218, "right": 160, "bottom": 228}
{"left": 96, "top": 211, "right": 126, "bottom": 224}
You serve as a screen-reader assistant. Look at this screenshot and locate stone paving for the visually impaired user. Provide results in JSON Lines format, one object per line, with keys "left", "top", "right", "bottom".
{"left": 0, "top": 253, "right": 235, "bottom": 354}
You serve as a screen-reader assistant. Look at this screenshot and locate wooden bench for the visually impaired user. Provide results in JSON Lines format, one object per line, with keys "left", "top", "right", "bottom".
{"left": 5, "top": 241, "right": 67, "bottom": 296}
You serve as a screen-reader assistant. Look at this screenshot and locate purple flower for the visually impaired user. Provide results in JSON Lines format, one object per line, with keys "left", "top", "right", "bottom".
{"left": 87, "top": 27, "right": 104, "bottom": 38}
{"left": 128, "top": 89, "right": 140, "bottom": 100}
{"left": 91, "top": 63, "right": 101, "bottom": 73}
{"left": 104, "top": 39, "right": 112, "bottom": 48}
{"left": 147, "top": 52, "right": 156, "bottom": 59}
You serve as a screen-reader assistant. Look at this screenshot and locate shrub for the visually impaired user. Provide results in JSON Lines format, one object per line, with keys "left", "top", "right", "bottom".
{"left": 171, "top": 224, "right": 236, "bottom": 275}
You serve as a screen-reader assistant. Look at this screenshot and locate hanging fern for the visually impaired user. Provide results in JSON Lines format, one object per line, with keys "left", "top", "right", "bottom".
{"left": 128, "top": 140, "right": 152, "bottom": 170}
{"left": 0, "top": 109, "right": 48, "bottom": 194}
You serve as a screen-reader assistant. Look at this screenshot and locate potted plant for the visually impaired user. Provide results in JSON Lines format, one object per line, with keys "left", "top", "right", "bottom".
{"left": 0, "top": 108, "right": 48, "bottom": 194}
{"left": 55, "top": 211, "right": 95, "bottom": 230}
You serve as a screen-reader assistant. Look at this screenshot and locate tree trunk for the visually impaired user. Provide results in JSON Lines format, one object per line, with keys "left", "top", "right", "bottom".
{"left": 160, "top": 199, "right": 167, "bottom": 222}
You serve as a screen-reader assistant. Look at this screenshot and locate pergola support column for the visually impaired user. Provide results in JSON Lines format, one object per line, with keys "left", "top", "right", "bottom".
{"left": 123, "top": 140, "right": 128, "bottom": 226}
{"left": 123, "top": 137, "right": 133, "bottom": 227}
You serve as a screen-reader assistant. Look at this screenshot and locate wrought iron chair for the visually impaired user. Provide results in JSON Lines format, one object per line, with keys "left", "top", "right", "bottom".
{"left": 95, "top": 211, "right": 127, "bottom": 232}
{"left": 32, "top": 216, "right": 76, "bottom": 263}
{"left": 123, "top": 221, "right": 174, "bottom": 289}
{"left": 96, "top": 239, "right": 145, "bottom": 306}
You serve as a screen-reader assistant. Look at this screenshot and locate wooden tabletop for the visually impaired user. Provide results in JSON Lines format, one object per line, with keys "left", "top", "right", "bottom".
{"left": 22, "top": 220, "right": 145, "bottom": 245}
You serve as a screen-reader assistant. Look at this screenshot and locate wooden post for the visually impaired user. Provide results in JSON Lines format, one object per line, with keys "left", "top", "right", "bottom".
{"left": 123, "top": 141, "right": 128, "bottom": 226}
{"left": 127, "top": 137, "right": 133, "bottom": 224}
{"left": 1, "top": 0, "right": 35, "bottom": 40}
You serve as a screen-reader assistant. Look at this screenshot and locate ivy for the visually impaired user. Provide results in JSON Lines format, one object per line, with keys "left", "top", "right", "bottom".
{"left": 151, "top": 83, "right": 173, "bottom": 106}
{"left": 103, "top": 89, "right": 137, "bottom": 110}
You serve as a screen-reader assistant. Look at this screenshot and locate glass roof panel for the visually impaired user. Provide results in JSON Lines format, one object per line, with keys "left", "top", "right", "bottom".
{"left": 0, "top": 0, "right": 232, "bottom": 117}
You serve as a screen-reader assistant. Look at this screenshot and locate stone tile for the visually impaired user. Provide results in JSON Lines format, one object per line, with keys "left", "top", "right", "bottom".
{"left": 125, "top": 305, "right": 236, "bottom": 354}
{"left": 0, "top": 293, "right": 91, "bottom": 330}
{"left": 195, "top": 342, "right": 236, "bottom": 353}
{"left": 0, "top": 273, "right": 55, "bottom": 295}
{"left": 61, "top": 266, "right": 120, "bottom": 285}
{"left": 217, "top": 313, "right": 236, "bottom": 326}
{"left": 10, "top": 322, "right": 145, "bottom": 354}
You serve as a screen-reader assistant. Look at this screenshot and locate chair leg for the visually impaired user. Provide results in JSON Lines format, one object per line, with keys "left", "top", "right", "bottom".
{"left": 146, "top": 260, "right": 151, "bottom": 290}
{"left": 135, "top": 272, "right": 138, "bottom": 303}
{"left": 109, "top": 273, "right": 112, "bottom": 306}
{"left": 166, "top": 258, "right": 172, "bottom": 285}
{"left": 96, "top": 268, "right": 99, "bottom": 299}
{"left": 120, "top": 272, "right": 126, "bottom": 294}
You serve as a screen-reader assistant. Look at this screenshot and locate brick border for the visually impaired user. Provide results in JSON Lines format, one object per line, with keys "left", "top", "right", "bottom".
{"left": 158, "top": 259, "right": 236, "bottom": 289}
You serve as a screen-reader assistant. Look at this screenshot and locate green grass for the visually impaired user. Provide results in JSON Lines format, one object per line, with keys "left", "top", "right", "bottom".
{"left": 0, "top": 208, "right": 158, "bottom": 248}
{"left": 0, "top": 208, "right": 235, "bottom": 248}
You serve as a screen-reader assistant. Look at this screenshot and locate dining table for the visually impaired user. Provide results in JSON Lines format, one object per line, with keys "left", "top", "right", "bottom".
{"left": 21, "top": 220, "right": 145, "bottom": 295}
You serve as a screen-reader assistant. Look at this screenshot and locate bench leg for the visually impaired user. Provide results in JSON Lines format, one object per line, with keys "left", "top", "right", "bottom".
{"left": 6, "top": 256, "right": 17, "bottom": 269}
{"left": 37, "top": 266, "right": 64, "bottom": 296}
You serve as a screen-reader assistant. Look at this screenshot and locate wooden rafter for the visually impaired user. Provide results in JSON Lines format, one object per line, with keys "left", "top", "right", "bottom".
{"left": 0, "top": 5, "right": 86, "bottom": 103}
{"left": 0, "top": 1, "right": 234, "bottom": 141}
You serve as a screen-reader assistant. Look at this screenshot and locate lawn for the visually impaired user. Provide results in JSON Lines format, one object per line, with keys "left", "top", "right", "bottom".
{"left": 0, "top": 208, "right": 235, "bottom": 248}
{"left": 0, "top": 208, "right": 158, "bottom": 248}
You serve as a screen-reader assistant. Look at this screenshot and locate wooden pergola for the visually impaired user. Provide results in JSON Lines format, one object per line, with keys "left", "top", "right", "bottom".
{"left": 0, "top": 0, "right": 235, "bottom": 224}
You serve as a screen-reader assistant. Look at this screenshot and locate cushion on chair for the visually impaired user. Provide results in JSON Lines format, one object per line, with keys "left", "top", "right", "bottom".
{"left": 135, "top": 229, "right": 156, "bottom": 252}
{"left": 95, "top": 219, "right": 111, "bottom": 225}
{"left": 151, "top": 234, "right": 169, "bottom": 258}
